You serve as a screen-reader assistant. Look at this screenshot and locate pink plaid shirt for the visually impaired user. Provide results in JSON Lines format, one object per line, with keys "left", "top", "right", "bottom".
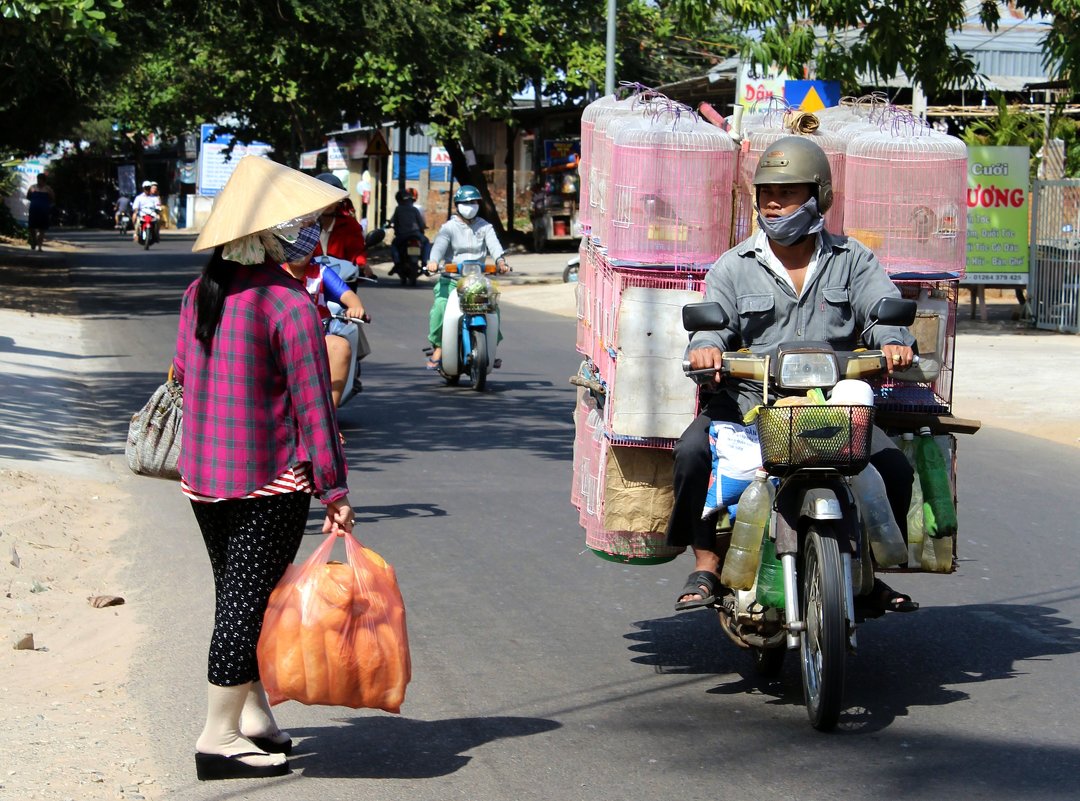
{"left": 173, "top": 262, "right": 348, "bottom": 504}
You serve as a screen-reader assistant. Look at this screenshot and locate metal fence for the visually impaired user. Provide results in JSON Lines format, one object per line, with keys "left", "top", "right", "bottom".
{"left": 1030, "top": 179, "right": 1080, "bottom": 333}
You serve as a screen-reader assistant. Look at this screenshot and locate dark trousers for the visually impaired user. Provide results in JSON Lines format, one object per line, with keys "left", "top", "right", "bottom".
{"left": 191, "top": 492, "right": 311, "bottom": 686}
{"left": 666, "top": 396, "right": 914, "bottom": 551}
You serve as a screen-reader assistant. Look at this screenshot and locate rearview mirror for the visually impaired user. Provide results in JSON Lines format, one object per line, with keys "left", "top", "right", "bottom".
{"left": 870, "top": 297, "right": 917, "bottom": 327}
{"left": 682, "top": 302, "right": 729, "bottom": 332}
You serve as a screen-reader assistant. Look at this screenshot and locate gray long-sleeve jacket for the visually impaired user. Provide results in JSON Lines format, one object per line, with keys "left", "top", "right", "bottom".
{"left": 428, "top": 216, "right": 504, "bottom": 265}
{"left": 689, "top": 230, "right": 916, "bottom": 414}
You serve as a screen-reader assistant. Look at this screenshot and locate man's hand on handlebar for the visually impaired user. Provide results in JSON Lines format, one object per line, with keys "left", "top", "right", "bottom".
{"left": 425, "top": 260, "right": 438, "bottom": 275}
{"left": 882, "top": 344, "right": 914, "bottom": 374}
{"left": 688, "top": 346, "right": 724, "bottom": 384}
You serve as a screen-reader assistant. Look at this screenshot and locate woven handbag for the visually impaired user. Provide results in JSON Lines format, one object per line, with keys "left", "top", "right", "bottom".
{"left": 125, "top": 366, "right": 183, "bottom": 480}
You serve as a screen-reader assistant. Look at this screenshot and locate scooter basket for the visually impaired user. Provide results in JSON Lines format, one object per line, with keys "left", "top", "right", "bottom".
{"left": 457, "top": 274, "right": 499, "bottom": 314}
{"left": 755, "top": 404, "right": 875, "bottom": 477}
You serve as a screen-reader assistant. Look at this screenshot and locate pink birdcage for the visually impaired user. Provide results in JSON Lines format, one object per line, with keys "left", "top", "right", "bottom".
{"left": 844, "top": 123, "right": 968, "bottom": 276}
{"left": 588, "top": 103, "right": 644, "bottom": 241}
{"left": 578, "top": 94, "right": 625, "bottom": 230}
{"left": 732, "top": 127, "right": 849, "bottom": 244}
{"left": 606, "top": 114, "right": 736, "bottom": 266}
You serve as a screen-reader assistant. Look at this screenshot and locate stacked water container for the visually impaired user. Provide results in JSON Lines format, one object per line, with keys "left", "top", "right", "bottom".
{"left": 571, "top": 95, "right": 736, "bottom": 563}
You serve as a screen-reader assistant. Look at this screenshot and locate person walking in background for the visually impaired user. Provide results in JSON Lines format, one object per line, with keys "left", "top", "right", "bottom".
{"left": 26, "top": 172, "right": 55, "bottom": 251}
{"left": 173, "top": 156, "right": 354, "bottom": 781}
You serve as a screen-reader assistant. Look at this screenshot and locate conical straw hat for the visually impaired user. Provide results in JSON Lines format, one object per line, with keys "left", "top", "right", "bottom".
{"left": 192, "top": 156, "right": 347, "bottom": 252}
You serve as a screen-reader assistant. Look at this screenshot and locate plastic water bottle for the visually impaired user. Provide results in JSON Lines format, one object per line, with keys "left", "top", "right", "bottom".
{"left": 899, "top": 433, "right": 925, "bottom": 568}
{"left": 721, "top": 470, "right": 775, "bottom": 590}
{"left": 850, "top": 464, "right": 908, "bottom": 568}
{"left": 914, "top": 426, "right": 957, "bottom": 540}
{"left": 755, "top": 536, "right": 785, "bottom": 608}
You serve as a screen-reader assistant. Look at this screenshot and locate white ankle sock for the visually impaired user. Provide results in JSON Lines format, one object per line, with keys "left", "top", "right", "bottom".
{"left": 196, "top": 682, "right": 285, "bottom": 767}
{"left": 240, "top": 681, "right": 289, "bottom": 742}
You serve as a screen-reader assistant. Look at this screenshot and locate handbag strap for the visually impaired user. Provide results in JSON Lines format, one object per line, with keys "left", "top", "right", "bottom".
{"left": 167, "top": 363, "right": 175, "bottom": 383}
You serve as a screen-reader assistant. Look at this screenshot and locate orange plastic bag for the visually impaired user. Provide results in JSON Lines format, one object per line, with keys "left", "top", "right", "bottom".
{"left": 257, "top": 531, "right": 411, "bottom": 712}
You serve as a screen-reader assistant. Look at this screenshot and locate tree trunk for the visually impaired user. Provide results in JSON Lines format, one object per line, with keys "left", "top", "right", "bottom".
{"left": 441, "top": 136, "right": 507, "bottom": 242}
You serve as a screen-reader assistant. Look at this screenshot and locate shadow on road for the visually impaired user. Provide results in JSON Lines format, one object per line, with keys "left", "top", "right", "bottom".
{"left": 288, "top": 714, "right": 561, "bottom": 778}
{"left": 626, "top": 600, "right": 1080, "bottom": 729}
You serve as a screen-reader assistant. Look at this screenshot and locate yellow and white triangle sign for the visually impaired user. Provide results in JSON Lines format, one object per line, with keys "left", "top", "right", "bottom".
{"left": 800, "top": 86, "right": 826, "bottom": 113}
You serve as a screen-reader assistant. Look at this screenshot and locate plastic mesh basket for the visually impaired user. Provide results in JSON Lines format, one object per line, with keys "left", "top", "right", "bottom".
{"left": 755, "top": 404, "right": 875, "bottom": 476}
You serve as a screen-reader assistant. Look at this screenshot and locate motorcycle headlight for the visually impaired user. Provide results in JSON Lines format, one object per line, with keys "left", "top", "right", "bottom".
{"left": 777, "top": 351, "right": 839, "bottom": 389}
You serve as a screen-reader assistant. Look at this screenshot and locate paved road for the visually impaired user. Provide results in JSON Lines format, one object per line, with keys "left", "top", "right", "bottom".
{"left": 53, "top": 231, "right": 1080, "bottom": 799}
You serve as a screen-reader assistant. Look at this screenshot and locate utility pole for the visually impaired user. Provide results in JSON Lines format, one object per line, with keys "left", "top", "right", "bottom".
{"left": 605, "top": 0, "right": 616, "bottom": 96}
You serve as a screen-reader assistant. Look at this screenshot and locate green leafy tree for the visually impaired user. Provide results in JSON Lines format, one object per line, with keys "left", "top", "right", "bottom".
{"left": 670, "top": 0, "right": 1079, "bottom": 97}
{"left": 0, "top": 0, "right": 128, "bottom": 154}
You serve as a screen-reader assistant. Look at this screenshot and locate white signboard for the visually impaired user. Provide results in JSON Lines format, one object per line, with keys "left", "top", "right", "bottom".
{"left": 737, "top": 62, "right": 789, "bottom": 109}
{"left": 198, "top": 123, "right": 272, "bottom": 196}
{"left": 327, "top": 139, "right": 347, "bottom": 169}
{"left": 431, "top": 146, "right": 451, "bottom": 166}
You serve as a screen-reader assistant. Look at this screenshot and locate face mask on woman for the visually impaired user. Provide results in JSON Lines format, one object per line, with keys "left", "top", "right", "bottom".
{"left": 457, "top": 202, "right": 480, "bottom": 220}
{"left": 756, "top": 196, "right": 824, "bottom": 246}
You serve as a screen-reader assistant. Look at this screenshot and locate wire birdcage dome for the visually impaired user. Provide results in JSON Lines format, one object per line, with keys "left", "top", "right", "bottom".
{"left": 579, "top": 95, "right": 633, "bottom": 229}
{"left": 607, "top": 111, "right": 736, "bottom": 265}
{"left": 844, "top": 123, "right": 968, "bottom": 276}
{"left": 733, "top": 126, "right": 849, "bottom": 242}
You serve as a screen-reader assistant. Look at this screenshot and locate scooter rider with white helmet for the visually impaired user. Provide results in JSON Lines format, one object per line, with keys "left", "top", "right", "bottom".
{"left": 131, "top": 180, "right": 162, "bottom": 242}
{"left": 423, "top": 184, "right": 510, "bottom": 370}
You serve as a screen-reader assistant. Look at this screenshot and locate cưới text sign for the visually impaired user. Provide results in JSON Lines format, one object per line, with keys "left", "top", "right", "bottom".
{"left": 965, "top": 145, "right": 1029, "bottom": 285}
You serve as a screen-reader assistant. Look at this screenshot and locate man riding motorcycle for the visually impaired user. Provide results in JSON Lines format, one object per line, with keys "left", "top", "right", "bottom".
{"left": 131, "top": 180, "right": 162, "bottom": 243}
{"left": 424, "top": 184, "right": 509, "bottom": 370}
{"left": 388, "top": 188, "right": 431, "bottom": 277}
{"left": 668, "top": 136, "right": 920, "bottom": 617}
{"left": 311, "top": 173, "right": 375, "bottom": 281}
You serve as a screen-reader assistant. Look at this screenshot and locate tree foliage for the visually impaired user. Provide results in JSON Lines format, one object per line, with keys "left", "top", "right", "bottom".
{"left": 671, "top": 0, "right": 1079, "bottom": 97}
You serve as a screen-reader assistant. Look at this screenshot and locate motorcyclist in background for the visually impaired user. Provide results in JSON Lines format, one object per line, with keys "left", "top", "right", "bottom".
{"left": 131, "top": 180, "right": 162, "bottom": 243}
{"left": 311, "top": 173, "right": 375, "bottom": 281}
{"left": 388, "top": 188, "right": 430, "bottom": 276}
{"left": 423, "top": 184, "right": 509, "bottom": 370}
{"left": 668, "top": 136, "right": 919, "bottom": 618}
{"left": 277, "top": 221, "right": 368, "bottom": 409}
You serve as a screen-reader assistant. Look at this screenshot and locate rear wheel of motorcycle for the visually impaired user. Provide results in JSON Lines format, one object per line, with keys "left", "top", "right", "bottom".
{"left": 143, "top": 228, "right": 151, "bottom": 250}
{"left": 470, "top": 331, "right": 488, "bottom": 392}
{"left": 751, "top": 645, "right": 785, "bottom": 678}
{"left": 800, "top": 528, "right": 846, "bottom": 731}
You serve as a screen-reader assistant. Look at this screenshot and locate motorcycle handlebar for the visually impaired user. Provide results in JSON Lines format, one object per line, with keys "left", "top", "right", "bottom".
{"left": 330, "top": 313, "right": 371, "bottom": 325}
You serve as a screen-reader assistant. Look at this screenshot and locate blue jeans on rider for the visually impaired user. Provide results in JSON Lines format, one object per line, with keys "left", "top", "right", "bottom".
{"left": 666, "top": 392, "right": 914, "bottom": 552}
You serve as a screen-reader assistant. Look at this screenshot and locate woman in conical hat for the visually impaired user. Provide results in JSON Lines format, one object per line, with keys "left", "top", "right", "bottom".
{"left": 173, "top": 156, "right": 353, "bottom": 780}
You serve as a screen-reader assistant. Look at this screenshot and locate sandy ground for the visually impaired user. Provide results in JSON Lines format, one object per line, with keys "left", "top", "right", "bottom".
{"left": 1, "top": 242, "right": 1076, "bottom": 799}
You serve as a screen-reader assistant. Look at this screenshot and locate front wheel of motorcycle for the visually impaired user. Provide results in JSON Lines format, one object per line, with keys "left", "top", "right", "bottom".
{"left": 800, "top": 527, "right": 846, "bottom": 731}
{"left": 470, "top": 330, "right": 488, "bottom": 392}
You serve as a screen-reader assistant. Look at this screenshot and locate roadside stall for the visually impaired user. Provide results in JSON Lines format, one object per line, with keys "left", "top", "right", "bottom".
{"left": 531, "top": 138, "right": 581, "bottom": 251}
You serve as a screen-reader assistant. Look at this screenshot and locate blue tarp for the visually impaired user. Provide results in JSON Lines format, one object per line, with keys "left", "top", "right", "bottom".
{"left": 392, "top": 154, "right": 451, "bottom": 182}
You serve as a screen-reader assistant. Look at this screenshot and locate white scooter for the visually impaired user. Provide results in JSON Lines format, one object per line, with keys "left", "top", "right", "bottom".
{"left": 314, "top": 254, "right": 374, "bottom": 408}
{"left": 433, "top": 261, "right": 501, "bottom": 391}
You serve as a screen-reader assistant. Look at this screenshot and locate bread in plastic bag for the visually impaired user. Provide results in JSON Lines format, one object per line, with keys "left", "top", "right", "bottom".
{"left": 257, "top": 531, "right": 411, "bottom": 712}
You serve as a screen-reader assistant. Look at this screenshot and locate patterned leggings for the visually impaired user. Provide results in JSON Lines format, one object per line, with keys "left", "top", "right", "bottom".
{"left": 191, "top": 492, "right": 311, "bottom": 686}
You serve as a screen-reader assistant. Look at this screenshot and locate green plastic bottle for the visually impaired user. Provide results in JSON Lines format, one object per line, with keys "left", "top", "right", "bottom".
{"left": 914, "top": 426, "right": 957, "bottom": 539}
{"left": 900, "top": 433, "right": 925, "bottom": 568}
{"left": 755, "top": 536, "right": 785, "bottom": 608}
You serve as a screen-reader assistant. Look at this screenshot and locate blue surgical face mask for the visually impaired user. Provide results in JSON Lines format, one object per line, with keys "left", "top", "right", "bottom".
{"left": 756, "top": 196, "right": 824, "bottom": 246}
